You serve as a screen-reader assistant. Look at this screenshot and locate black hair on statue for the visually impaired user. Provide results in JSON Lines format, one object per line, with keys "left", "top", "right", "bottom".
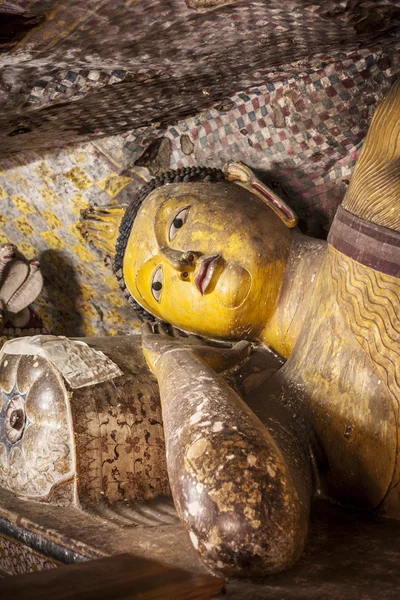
{"left": 114, "top": 166, "right": 225, "bottom": 322}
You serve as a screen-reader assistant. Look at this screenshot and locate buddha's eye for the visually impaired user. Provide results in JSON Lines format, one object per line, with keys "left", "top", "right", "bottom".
{"left": 169, "top": 207, "right": 189, "bottom": 241}
{"left": 151, "top": 267, "right": 163, "bottom": 302}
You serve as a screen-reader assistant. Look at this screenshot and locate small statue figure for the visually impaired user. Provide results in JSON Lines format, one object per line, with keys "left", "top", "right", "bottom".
{"left": 0, "top": 243, "right": 43, "bottom": 338}
{"left": 79, "top": 81, "right": 400, "bottom": 578}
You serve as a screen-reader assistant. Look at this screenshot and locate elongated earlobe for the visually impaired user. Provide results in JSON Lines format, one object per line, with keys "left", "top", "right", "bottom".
{"left": 224, "top": 161, "right": 298, "bottom": 228}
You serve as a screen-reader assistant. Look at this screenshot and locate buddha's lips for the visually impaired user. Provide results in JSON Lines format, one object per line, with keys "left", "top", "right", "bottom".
{"left": 195, "top": 254, "right": 221, "bottom": 295}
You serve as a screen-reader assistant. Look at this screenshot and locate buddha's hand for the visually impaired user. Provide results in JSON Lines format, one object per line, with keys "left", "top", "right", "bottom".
{"left": 141, "top": 322, "right": 251, "bottom": 376}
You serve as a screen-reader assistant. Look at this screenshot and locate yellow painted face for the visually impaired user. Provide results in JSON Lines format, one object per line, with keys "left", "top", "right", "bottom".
{"left": 123, "top": 181, "right": 293, "bottom": 340}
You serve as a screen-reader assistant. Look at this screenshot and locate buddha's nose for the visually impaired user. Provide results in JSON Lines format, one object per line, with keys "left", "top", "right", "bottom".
{"left": 160, "top": 247, "right": 199, "bottom": 272}
{"left": 180, "top": 251, "right": 197, "bottom": 269}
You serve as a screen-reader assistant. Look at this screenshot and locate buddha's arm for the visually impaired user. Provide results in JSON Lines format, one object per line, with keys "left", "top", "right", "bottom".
{"left": 343, "top": 79, "right": 400, "bottom": 231}
{"left": 142, "top": 328, "right": 312, "bottom": 578}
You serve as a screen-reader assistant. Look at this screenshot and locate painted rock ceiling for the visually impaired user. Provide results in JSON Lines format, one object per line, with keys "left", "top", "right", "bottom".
{"left": 0, "top": 0, "right": 399, "bottom": 334}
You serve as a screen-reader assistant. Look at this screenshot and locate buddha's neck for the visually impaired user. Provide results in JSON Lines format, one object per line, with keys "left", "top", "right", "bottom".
{"left": 260, "top": 231, "right": 327, "bottom": 359}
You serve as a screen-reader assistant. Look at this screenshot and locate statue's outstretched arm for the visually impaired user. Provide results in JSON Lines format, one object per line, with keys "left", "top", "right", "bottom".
{"left": 142, "top": 324, "right": 312, "bottom": 578}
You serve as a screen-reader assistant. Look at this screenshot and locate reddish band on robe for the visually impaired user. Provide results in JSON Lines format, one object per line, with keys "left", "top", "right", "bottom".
{"left": 328, "top": 206, "right": 400, "bottom": 279}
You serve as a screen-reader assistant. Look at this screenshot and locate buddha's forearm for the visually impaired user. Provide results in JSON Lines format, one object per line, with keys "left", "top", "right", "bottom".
{"left": 154, "top": 348, "right": 311, "bottom": 577}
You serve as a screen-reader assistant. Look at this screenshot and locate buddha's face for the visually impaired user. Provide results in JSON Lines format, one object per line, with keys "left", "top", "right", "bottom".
{"left": 123, "top": 181, "right": 293, "bottom": 340}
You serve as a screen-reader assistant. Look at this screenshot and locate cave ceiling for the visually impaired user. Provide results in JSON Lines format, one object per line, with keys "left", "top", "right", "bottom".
{"left": 0, "top": 1, "right": 399, "bottom": 154}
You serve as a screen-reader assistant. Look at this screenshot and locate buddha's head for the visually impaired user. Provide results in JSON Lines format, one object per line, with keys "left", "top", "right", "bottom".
{"left": 115, "top": 164, "right": 296, "bottom": 341}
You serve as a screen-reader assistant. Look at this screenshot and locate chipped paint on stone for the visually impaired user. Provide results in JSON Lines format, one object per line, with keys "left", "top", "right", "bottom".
{"left": 189, "top": 531, "right": 199, "bottom": 550}
{"left": 189, "top": 411, "right": 203, "bottom": 425}
{"left": 247, "top": 453, "right": 257, "bottom": 466}
{"left": 188, "top": 500, "right": 202, "bottom": 516}
{"left": 212, "top": 421, "right": 223, "bottom": 433}
{"left": 186, "top": 437, "right": 209, "bottom": 461}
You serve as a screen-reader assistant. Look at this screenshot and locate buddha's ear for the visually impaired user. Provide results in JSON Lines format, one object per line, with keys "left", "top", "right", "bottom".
{"left": 223, "top": 161, "right": 298, "bottom": 228}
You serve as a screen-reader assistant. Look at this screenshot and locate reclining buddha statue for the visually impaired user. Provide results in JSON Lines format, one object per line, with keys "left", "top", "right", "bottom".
{"left": 77, "top": 80, "right": 400, "bottom": 577}
{"left": 1, "top": 80, "right": 399, "bottom": 579}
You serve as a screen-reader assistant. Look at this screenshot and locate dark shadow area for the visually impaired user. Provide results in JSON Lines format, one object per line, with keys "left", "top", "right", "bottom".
{"left": 0, "top": 7, "right": 44, "bottom": 53}
{"left": 225, "top": 500, "right": 400, "bottom": 599}
{"left": 253, "top": 166, "right": 333, "bottom": 239}
{"left": 37, "top": 249, "right": 84, "bottom": 337}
